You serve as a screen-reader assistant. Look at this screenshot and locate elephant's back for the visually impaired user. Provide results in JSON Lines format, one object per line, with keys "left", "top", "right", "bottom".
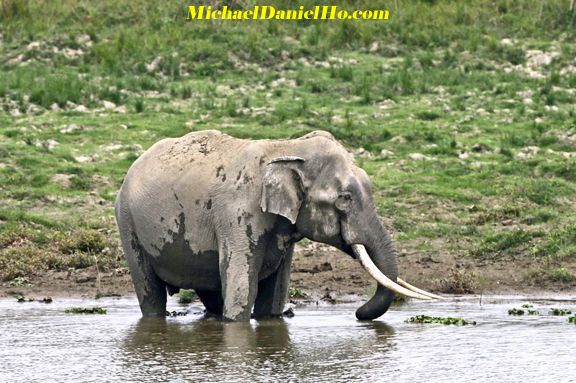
{"left": 115, "top": 130, "right": 248, "bottom": 256}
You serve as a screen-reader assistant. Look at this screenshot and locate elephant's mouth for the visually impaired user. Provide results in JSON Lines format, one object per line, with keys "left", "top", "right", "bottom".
{"left": 351, "top": 244, "right": 442, "bottom": 301}
{"left": 340, "top": 238, "right": 354, "bottom": 259}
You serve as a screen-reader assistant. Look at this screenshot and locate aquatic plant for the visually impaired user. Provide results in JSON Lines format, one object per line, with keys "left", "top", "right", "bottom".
{"left": 166, "top": 310, "right": 188, "bottom": 317}
{"left": 16, "top": 295, "right": 34, "bottom": 302}
{"left": 508, "top": 308, "right": 525, "bottom": 315}
{"left": 406, "top": 315, "right": 476, "bottom": 325}
{"left": 568, "top": 316, "right": 576, "bottom": 324}
{"left": 64, "top": 307, "right": 107, "bottom": 314}
{"left": 549, "top": 308, "right": 572, "bottom": 316}
{"left": 518, "top": 304, "right": 539, "bottom": 315}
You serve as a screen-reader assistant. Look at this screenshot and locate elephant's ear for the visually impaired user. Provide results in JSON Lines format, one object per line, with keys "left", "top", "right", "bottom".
{"left": 260, "top": 157, "right": 305, "bottom": 224}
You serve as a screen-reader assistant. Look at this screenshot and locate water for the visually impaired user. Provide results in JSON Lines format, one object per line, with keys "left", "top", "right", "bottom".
{"left": 1, "top": 296, "right": 575, "bottom": 382}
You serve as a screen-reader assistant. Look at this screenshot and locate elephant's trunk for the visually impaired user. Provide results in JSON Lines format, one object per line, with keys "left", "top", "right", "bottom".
{"left": 352, "top": 216, "right": 439, "bottom": 320}
{"left": 354, "top": 217, "right": 399, "bottom": 320}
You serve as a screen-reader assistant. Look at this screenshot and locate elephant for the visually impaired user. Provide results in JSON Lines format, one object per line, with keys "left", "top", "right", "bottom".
{"left": 115, "top": 130, "right": 439, "bottom": 321}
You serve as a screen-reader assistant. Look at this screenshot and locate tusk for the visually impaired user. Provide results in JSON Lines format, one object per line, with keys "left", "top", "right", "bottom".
{"left": 397, "top": 277, "right": 444, "bottom": 300}
{"left": 352, "top": 244, "right": 432, "bottom": 300}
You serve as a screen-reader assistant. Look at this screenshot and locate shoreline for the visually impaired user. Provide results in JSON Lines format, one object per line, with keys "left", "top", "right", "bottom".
{"left": 3, "top": 242, "right": 575, "bottom": 302}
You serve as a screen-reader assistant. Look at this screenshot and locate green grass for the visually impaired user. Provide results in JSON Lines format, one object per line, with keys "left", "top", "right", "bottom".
{"left": 178, "top": 289, "right": 196, "bottom": 304}
{"left": 0, "top": 0, "right": 575, "bottom": 284}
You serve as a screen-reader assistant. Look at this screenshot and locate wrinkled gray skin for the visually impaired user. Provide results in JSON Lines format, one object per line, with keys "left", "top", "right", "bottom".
{"left": 115, "top": 130, "right": 398, "bottom": 321}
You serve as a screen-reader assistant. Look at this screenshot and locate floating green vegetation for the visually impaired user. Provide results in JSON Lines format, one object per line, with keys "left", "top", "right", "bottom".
{"left": 521, "top": 304, "right": 533, "bottom": 308}
{"left": 178, "top": 289, "right": 196, "bottom": 304}
{"left": 406, "top": 315, "right": 476, "bottom": 326}
{"left": 569, "top": 316, "right": 576, "bottom": 324}
{"left": 508, "top": 308, "right": 525, "bottom": 315}
{"left": 527, "top": 309, "right": 540, "bottom": 315}
{"left": 549, "top": 308, "right": 572, "bottom": 316}
{"left": 16, "top": 295, "right": 34, "bottom": 302}
{"left": 65, "top": 307, "right": 107, "bottom": 314}
{"left": 166, "top": 310, "right": 188, "bottom": 317}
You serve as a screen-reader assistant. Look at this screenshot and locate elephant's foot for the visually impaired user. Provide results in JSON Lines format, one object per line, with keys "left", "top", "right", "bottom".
{"left": 201, "top": 311, "right": 224, "bottom": 321}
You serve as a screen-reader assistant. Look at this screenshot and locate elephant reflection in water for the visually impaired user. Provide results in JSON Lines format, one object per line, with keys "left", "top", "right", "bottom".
{"left": 121, "top": 315, "right": 395, "bottom": 380}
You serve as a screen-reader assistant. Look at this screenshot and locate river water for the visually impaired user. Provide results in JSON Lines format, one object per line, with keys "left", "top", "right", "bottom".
{"left": 0, "top": 295, "right": 575, "bottom": 382}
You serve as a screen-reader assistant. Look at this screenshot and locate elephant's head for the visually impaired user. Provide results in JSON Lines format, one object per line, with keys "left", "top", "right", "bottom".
{"left": 261, "top": 131, "right": 439, "bottom": 320}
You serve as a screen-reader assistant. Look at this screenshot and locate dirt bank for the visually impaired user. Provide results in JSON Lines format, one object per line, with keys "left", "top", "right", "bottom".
{"left": 2, "top": 241, "right": 575, "bottom": 302}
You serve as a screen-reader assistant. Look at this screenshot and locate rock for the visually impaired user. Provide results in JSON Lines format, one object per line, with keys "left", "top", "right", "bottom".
{"left": 516, "top": 90, "right": 533, "bottom": 98}
{"left": 62, "top": 47, "right": 84, "bottom": 59}
{"left": 331, "top": 115, "right": 344, "bottom": 124}
{"left": 102, "top": 143, "right": 124, "bottom": 151}
{"left": 390, "top": 136, "right": 407, "bottom": 144}
{"left": 369, "top": 41, "right": 379, "bottom": 52}
{"left": 74, "top": 156, "right": 92, "bottom": 163}
{"left": 102, "top": 100, "right": 116, "bottom": 110}
{"left": 114, "top": 105, "right": 127, "bottom": 113}
{"left": 472, "top": 143, "right": 491, "bottom": 153}
{"left": 380, "top": 149, "right": 394, "bottom": 159}
{"left": 60, "top": 124, "right": 83, "bottom": 134}
{"left": 76, "top": 34, "right": 92, "bottom": 46}
{"left": 74, "top": 105, "right": 88, "bottom": 112}
{"left": 7, "top": 54, "right": 25, "bottom": 65}
{"left": 377, "top": 99, "right": 396, "bottom": 110}
{"left": 516, "top": 146, "right": 540, "bottom": 160}
{"left": 50, "top": 103, "right": 62, "bottom": 112}
{"left": 130, "top": 144, "right": 144, "bottom": 155}
{"left": 146, "top": 56, "right": 162, "bottom": 72}
{"left": 409, "top": 153, "right": 434, "bottom": 161}
{"left": 526, "top": 50, "right": 560, "bottom": 67}
{"left": 51, "top": 174, "right": 73, "bottom": 188}
{"left": 523, "top": 98, "right": 533, "bottom": 105}
{"left": 26, "top": 41, "right": 42, "bottom": 50}
{"left": 270, "top": 77, "right": 296, "bottom": 88}
{"left": 353, "top": 147, "right": 372, "bottom": 158}
{"left": 35, "top": 139, "right": 59, "bottom": 150}
{"left": 545, "top": 105, "right": 559, "bottom": 112}
{"left": 500, "top": 38, "right": 514, "bottom": 46}
{"left": 458, "top": 151, "right": 470, "bottom": 159}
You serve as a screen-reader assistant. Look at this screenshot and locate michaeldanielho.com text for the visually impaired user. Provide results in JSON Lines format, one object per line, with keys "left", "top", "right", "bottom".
{"left": 187, "top": 5, "right": 390, "bottom": 21}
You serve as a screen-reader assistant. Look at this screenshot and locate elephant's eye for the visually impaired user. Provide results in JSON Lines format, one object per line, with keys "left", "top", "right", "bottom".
{"left": 335, "top": 192, "right": 353, "bottom": 211}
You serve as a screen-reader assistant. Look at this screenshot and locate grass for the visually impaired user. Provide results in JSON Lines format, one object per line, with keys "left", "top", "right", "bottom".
{"left": 0, "top": 0, "right": 574, "bottom": 286}
{"left": 178, "top": 289, "right": 196, "bottom": 304}
{"left": 289, "top": 286, "right": 307, "bottom": 299}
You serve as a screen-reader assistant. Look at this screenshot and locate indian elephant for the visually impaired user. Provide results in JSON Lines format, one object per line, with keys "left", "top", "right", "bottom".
{"left": 115, "top": 130, "right": 439, "bottom": 321}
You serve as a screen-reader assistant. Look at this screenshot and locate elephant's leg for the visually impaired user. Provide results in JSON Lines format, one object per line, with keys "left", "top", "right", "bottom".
{"left": 122, "top": 234, "right": 167, "bottom": 317}
{"left": 253, "top": 248, "right": 294, "bottom": 319}
{"left": 196, "top": 289, "right": 224, "bottom": 316}
{"left": 219, "top": 242, "right": 259, "bottom": 321}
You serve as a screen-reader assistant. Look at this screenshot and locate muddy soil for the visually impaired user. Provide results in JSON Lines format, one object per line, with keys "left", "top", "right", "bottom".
{"left": 1, "top": 242, "right": 575, "bottom": 301}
